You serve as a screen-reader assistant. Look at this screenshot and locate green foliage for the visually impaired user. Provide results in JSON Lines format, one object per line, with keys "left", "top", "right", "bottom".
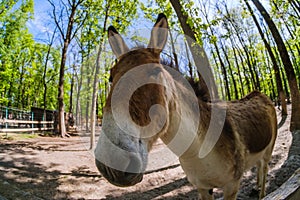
{"left": 0, "top": 0, "right": 61, "bottom": 110}
{"left": 1, "top": 0, "right": 299, "bottom": 127}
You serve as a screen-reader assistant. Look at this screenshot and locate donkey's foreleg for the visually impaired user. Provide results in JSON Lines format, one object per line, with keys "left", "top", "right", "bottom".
{"left": 223, "top": 179, "right": 240, "bottom": 200}
{"left": 198, "top": 188, "right": 214, "bottom": 200}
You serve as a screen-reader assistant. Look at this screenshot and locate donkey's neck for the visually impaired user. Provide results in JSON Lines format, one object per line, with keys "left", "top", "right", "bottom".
{"left": 160, "top": 79, "right": 212, "bottom": 158}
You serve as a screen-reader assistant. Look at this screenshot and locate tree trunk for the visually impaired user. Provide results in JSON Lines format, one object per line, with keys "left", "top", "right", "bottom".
{"left": 211, "top": 49, "right": 225, "bottom": 99}
{"left": 90, "top": 1, "right": 110, "bottom": 150}
{"left": 170, "top": 0, "right": 219, "bottom": 100}
{"left": 49, "top": 0, "right": 86, "bottom": 137}
{"left": 222, "top": 3, "right": 257, "bottom": 91}
{"left": 17, "top": 64, "right": 25, "bottom": 108}
{"left": 42, "top": 27, "right": 57, "bottom": 121}
{"left": 220, "top": 41, "right": 238, "bottom": 99}
{"left": 75, "top": 59, "right": 83, "bottom": 127}
{"left": 214, "top": 42, "right": 231, "bottom": 100}
{"left": 244, "top": 0, "right": 287, "bottom": 116}
{"left": 251, "top": 0, "right": 300, "bottom": 131}
{"left": 69, "top": 67, "right": 74, "bottom": 113}
{"left": 231, "top": 41, "right": 244, "bottom": 97}
{"left": 290, "top": 0, "right": 300, "bottom": 17}
{"left": 58, "top": 43, "right": 68, "bottom": 137}
{"left": 169, "top": 29, "right": 179, "bottom": 71}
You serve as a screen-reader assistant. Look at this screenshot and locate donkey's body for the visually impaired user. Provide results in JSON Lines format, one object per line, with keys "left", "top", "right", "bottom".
{"left": 95, "top": 14, "right": 277, "bottom": 200}
{"left": 174, "top": 91, "right": 277, "bottom": 199}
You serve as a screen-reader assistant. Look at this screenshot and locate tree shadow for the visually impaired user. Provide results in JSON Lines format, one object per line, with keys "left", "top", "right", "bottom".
{"left": 266, "top": 130, "right": 300, "bottom": 194}
{"left": 100, "top": 144, "right": 289, "bottom": 200}
{"left": 0, "top": 141, "right": 100, "bottom": 200}
{"left": 0, "top": 149, "right": 63, "bottom": 199}
{"left": 103, "top": 177, "right": 198, "bottom": 200}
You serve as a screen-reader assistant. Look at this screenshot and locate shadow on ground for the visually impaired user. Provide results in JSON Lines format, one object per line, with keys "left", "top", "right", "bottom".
{"left": 0, "top": 141, "right": 99, "bottom": 200}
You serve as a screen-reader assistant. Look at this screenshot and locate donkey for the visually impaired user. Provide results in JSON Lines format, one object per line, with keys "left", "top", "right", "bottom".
{"left": 95, "top": 13, "right": 277, "bottom": 200}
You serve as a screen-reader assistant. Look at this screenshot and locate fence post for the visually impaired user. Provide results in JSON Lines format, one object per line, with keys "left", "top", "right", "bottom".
{"left": 5, "top": 107, "right": 8, "bottom": 137}
{"left": 31, "top": 112, "right": 34, "bottom": 134}
{"left": 42, "top": 112, "right": 45, "bottom": 133}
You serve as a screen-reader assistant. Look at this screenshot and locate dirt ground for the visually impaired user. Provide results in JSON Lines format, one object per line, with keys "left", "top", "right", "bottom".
{"left": 0, "top": 106, "right": 299, "bottom": 200}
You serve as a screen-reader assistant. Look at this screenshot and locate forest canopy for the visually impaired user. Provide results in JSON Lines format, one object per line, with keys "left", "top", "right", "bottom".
{"left": 0, "top": 0, "right": 299, "bottom": 135}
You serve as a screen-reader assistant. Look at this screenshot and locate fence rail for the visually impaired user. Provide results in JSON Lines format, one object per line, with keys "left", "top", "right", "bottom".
{"left": 1, "top": 119, "right": 54, "bottom": 124}
{"left": 0, "top": 127, "right": 54, "bottom": 133}
{"left": 0, "top": 106, "right": 55, "bottom": 133}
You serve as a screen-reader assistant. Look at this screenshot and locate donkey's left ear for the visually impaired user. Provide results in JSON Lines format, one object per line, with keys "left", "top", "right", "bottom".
{"left": 148, "top": 13, "right": 168, "bottom": 53}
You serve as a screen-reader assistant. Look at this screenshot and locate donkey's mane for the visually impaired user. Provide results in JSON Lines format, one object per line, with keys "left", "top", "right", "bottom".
{"left": 160, "top": 57, "right": 210, "bottom": 102}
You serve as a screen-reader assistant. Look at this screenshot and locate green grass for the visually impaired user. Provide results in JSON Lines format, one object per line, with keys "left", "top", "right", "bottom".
{"left": 0, "top": 133, "right": 38, "bottom": 140}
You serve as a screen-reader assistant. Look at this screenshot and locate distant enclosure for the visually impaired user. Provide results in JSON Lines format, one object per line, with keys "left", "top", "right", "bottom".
{"left": 0, "top": 106, "right": 55, "bottom": 133}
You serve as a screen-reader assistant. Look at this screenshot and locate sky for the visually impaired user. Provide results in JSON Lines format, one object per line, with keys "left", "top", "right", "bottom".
{"left": 27, "top": 0, "right": 53, "bottom": 42}
{"left": 25, "top": 0, "right": 271, "bottom": 44}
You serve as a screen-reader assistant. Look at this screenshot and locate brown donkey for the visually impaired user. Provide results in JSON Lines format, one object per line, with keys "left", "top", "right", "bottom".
{"left": 94, "top": 13, "right": 277, "bottom": 200}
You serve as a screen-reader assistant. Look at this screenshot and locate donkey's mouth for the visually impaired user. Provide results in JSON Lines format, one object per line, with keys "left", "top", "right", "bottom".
{"left": 96, "top": 159, "right": 143, "bottom": 187}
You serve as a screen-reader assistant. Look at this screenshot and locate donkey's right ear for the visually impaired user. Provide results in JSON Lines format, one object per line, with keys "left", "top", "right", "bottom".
{"left": 148, "top": 13, "right": 168, "bottom": 53}
{"left": 108, "top": 26, "right": 129, "bottom": 58}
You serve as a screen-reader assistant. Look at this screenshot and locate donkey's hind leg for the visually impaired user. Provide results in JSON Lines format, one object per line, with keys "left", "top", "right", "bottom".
{"left": 257, "top": 155, "right": 271, "bottom": 199}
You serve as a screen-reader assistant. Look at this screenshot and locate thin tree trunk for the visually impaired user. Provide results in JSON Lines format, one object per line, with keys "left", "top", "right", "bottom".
{"left": 17, "top": 64, "right": 25, "bottom": 108}
{"left": 290, "top": 0, "right": 300, "bottom": 17}
{"left": 43, "top": 27, "right": 57, "bottom": 120}
{"left": 169, "top": 29, "right": 179, "bottom": 71}
{"left": 214, "top": 42, "right": 231, "bottom": 100}
{"left": 184, "top": 41, "right": 193, "bottom": 79}
{"left": 220, "top": 41, "right": 238, "bottom": 99}
{"left": 69, "top": 66, "right": 75, "bottom": 113}
{"left": 86, "top": 62, "right": 91, "bottom": 132}
{"left": 49, "top": 0, "right": 86, "bottom": 137}
{"left": 90, "top": 1, "right": 110, "bottom": 150}
{"left": 251, "top": 0, "right": 300, "bottom": 131}
{"left": 244, "top": 0, "right": 287, "bottom": 116}
{"left": 222, "top": 3, "right": 257, "bottom": 90}
{"left": 231, "top": 42, "right": 244, "bottom": 97}
{"left": 211, "top": 49, "right": 225, "bottom": 100}
{"left": 236, "top": 48, "right": 252, "bottom": 93}
{"left": 75, "top": 59, "right": 83, "bottom": 127}
{"left": 170, "top": 0, "right": 219, "bottom": 100}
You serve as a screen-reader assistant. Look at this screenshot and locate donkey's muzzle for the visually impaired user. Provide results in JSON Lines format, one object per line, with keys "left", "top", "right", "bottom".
{"left": 96, "top": 159, "right": 143, "bottom": 187}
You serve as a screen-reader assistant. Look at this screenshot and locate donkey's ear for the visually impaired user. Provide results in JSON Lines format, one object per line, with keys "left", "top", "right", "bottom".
{"left": 108, "top": 26, "right": 129, "bottom": 58}
{"left": 148, "top": 13, "right": 168, "bottom": 53}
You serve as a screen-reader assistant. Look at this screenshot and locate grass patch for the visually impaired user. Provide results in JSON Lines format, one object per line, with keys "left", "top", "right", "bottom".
{"left": 0, "top": 133, "right": 38, "bottom": 140}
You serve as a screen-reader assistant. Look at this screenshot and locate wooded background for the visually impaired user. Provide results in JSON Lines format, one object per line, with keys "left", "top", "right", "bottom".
{"left": 0, "top": 0, "right": 299, "bottom": 137}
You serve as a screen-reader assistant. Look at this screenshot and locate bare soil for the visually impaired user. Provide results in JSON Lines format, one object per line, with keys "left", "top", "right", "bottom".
{"left": 0, "top": 106, "right": 299, "bottom": 200}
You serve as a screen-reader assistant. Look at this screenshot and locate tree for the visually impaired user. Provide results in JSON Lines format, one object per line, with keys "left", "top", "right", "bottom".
{"left": 48, "top": 0, "right": 87, "bottom": 137}
{"left": 89, "top": 0, "right": 110, "bottom": 150}
{"left": 170, "top": 0, "right": 219, "bottom": 100}
{"left": 42, "top": 27, "right": 58, "bottom": 119}
{"left": 251, "top": 0, "right": 300, "bottom": 131}
{"left": 244, "top": 0, "right": 287, "bottom": 116}
{"left": 0, "top": 0, "right": 34, "bottom": 107}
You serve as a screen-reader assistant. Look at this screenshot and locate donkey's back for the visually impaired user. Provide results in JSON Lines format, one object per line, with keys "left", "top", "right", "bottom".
{"left": 228, "top": 90, "right": 277, "bottom": 155}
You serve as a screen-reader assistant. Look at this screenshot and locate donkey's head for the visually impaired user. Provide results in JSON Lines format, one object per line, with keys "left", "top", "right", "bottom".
{"left": 95, "top": 14, "right": 172, "bottom": 187}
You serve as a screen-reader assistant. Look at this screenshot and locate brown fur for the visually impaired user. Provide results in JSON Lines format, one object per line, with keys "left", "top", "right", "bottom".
{"left": 227, "top": 91, "right": 275, "bottom": 153}
{"left": 100, "top": 14, "right": 278, "bottom": 199}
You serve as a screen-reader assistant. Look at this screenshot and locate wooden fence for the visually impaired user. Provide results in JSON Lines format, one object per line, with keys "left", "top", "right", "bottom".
{"left": 0, "top": 106, "right": 55, "bottom": 133}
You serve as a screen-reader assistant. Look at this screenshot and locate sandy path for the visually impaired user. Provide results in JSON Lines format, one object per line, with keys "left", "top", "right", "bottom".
{"left": 0, "top": 106, "right": 299, "bottom": 199}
